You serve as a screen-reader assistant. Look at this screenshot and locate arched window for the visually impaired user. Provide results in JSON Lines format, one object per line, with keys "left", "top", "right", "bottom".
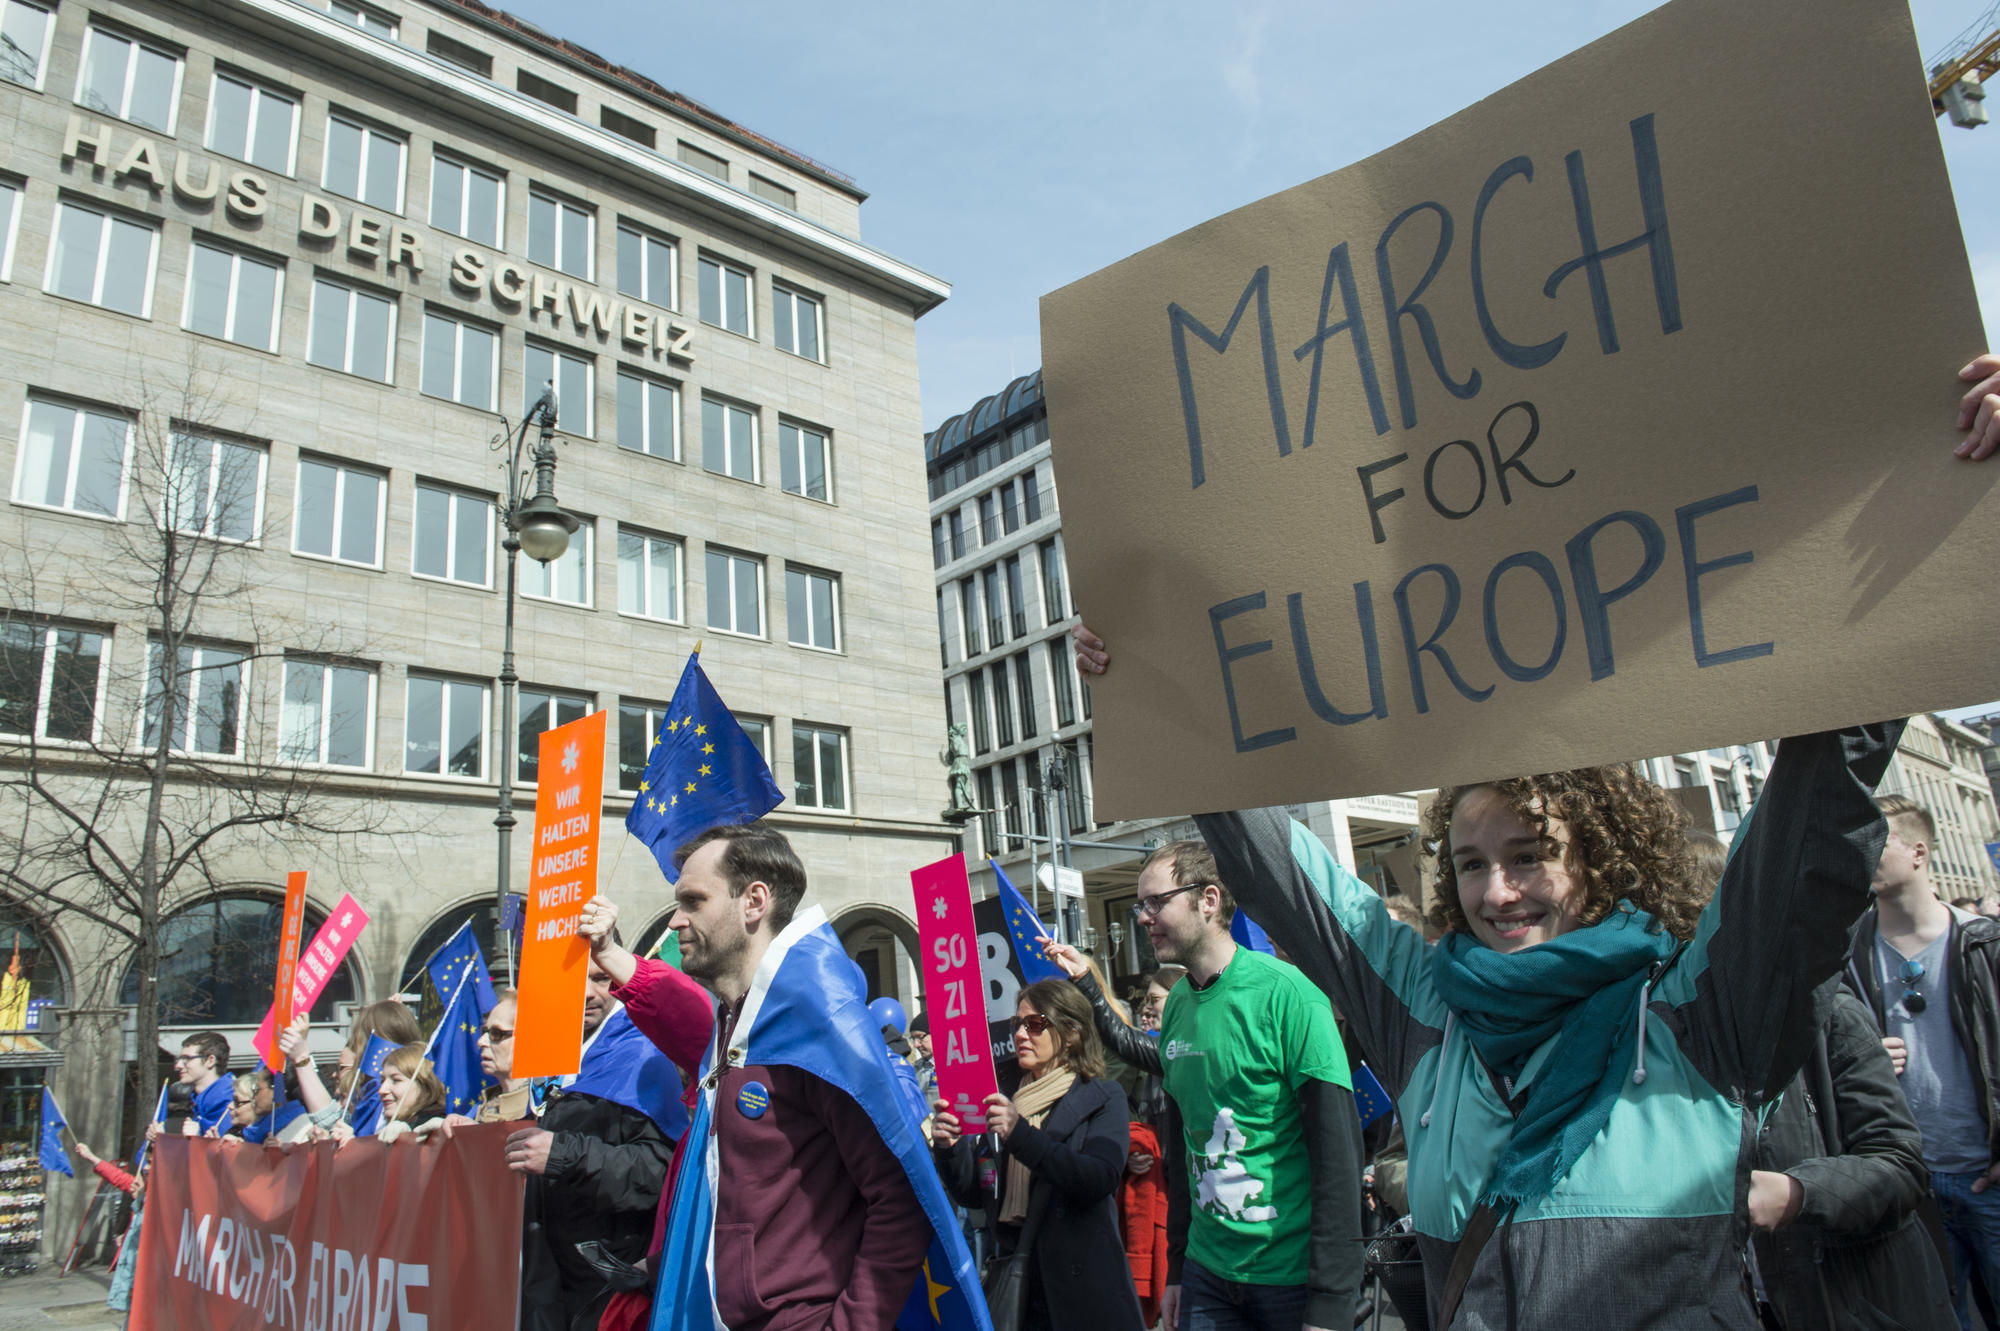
{"left": 119, "top": 893, "right": 358, "bottom": 1024}
{"left": 399, "top": 900, "right": 510, "bottom": 994}
{"left": 634, "top": 912, "right": 676, "bottom": 961}
{"left": 0, "top": 899, "right": 68, "bottom": 1033}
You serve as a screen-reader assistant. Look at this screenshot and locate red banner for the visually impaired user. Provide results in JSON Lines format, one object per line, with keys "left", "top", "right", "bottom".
{"left": 267, "top": 872, "right": 308, "bottom": 1073}
{"left": 131, "top": 1126, "right": 523, "bottom": 1330}
{"left": 251, "top": 894, "right": 371, "bottom": 1065}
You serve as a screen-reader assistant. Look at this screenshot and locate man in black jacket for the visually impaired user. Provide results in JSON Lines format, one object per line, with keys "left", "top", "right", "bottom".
{"left": 1844, "top": 794, "right": 2000, "bottom": 1330}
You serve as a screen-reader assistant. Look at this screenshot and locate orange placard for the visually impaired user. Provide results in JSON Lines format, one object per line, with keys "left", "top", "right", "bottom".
{"left": 266, "top": 871, "right": 307, "bottom": 1072}
{"left": 512, "top": 710, "right": 607, "bottom": 1077}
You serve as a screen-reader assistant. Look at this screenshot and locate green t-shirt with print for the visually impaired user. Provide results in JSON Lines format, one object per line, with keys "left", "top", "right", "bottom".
{"left": 1159, "top": 946, "right": 1349, "bottom": 1286}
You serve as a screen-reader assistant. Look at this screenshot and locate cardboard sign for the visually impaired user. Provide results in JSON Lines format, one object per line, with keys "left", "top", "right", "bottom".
{"left": 513, "top": 709, "right": 608, "bottom": 1078}
{"left": 251, "top": 895, "right": 371, "bottom": 1064}
{"left": 1040, "top": 0, "right": 2000, "bottom": 820}
{"left": 913, "top": 854, "right": 1002, "bottom": 1129}
{"left": 265, "top": 871, "right": 308, "bottom": 1073}
{"left": 131, "top": 1127, "right": 523, "bottom": 1331}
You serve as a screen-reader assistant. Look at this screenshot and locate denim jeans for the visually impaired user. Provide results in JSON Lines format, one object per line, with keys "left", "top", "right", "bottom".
{"left": 1930, "top": 1170, "right": 2000, "bottom": 1331}
{"left": 1180, "top": 1257, "right": 1308, "bottom": 1331}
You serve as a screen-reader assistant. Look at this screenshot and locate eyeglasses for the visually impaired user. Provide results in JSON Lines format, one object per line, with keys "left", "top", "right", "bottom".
{"left": 1897, "top": 958, "right": 1928, "bottom": 1015}
{"left": 482, "top": 1025, "right": 515, "bottom": 1041}
{"left": 173, "top": 1054, "right": 209, "bottom": 1066}
{"left": 1010, "top": 1014, "right": 1052, "bottom": 1036}
{"left": 1132, "top": 884, "right": 1206, "bottom": 921}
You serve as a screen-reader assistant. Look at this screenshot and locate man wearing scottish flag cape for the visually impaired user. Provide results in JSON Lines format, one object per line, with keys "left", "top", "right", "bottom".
{"left": 584, "top": 822, "right": 990, "bottom": 1331}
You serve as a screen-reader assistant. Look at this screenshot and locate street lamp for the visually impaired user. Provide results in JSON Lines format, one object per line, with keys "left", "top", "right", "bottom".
{"left": 492, "top": 383, "right": 579, "bottom": 985}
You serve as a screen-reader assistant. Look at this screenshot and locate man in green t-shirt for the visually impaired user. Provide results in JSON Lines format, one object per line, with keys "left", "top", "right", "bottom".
{"left": 1134, "top": 840, "right": 1361, "bottom": 1331}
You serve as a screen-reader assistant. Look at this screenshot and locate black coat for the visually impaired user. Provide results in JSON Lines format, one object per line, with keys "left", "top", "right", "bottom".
{"left": 1752, "top": 989, "right": 1956, "bottom": 1331}
{"left": 938, "top": 1076, "right": 1146, "bottom": 1331}
{"left": 521, "top": 1088, "right": 676, "bottom": 1331}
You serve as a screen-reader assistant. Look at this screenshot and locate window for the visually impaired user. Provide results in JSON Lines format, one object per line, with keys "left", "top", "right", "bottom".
{"left": 990, "top": 663, "right": 1015, "bottom": 747}
{"left": 405, "top": 674, "right": 487, "bottom": 779}
{"left": 412, "top": 481, "right": 491, "bottom": 586}
{"left": 616, "top": 370, "right": 678, "bottom": 460}
{"left": 948, "top": 511, "right": 966, "bottom": 560}
{"left": 772, "top": 284, "right": 821, "bottom": 361}
{"left": 164, "top": 433, "right": 264, "bottom": 542}
{"left": 785, "top": 566, "right": 839, "bottom": 652}
{"left": 515, "top": 69, "right": 576, "bottom": 114}
{"left": 430, "top": 154, "right": 504, "bottom": 248}
{"left": 46, "top": 201, "right": 157, "bottom": 317}
{"left": 749, "top": 174, "right": 796, "bottom": 211}
{"left": 0, "top": 619, "right": 105, "bottom": 742}
{"left": 1040, "top": 540, "right": 1066, "bottom": 623}
{"left": 1000, "top": 481, "right": 1020, "bottom": 535}
{"left": 15, "top": 399, "right": 128, "bottom": 518}
{"left": 323, "top": 114, "right": 404, "bottom": 212}
{"left": 0, "top": 180, "right": 19, "bottom": 281}
{"left": 1022, "top": 469, "right": 1042, "bottom": 523}
{"left": 983, "top": 566, "right": 1005, "bottom": 647}
{"left": 977, "top": 768, "right": 997, "bottom": 853}
{"left": 1014, "top": 652, "right": 1037, "bottom": 740}
{"left": 617, "top": 700, "right": 667, "bottom": 791}
{"left": 931, "top": 520, "right": 947, "bottom": 570}
{"left": 524, "top": 343, "right": 593, "bottom": 435}
{"left": 1027, "top": 758, "right": 1047, "bottom": 839}
{"left": 307, "top": 277, "right": 396, "bottom": 382}
{"left": 143, "top": 641, "right": 246, "bottom": 756}
{"left": 1000, "top": 762, "right": 1022, "bottom": 844}
{"left": 522, "top": 519, "right": 591, "bottom": 606}
{"left": 701, "top": 396, "right": 757, "bottom": 482}
{"left": 677, "top": 141, "right": 728, "bottom": 181}
{"left": 527, "top": 188, "right": 592, "bottom": 279}
{"left": 516, "top": 687, "right": 589, "bottom": 783}
{"left": 616, "top": 224, "right": 675, "bottom": 309}
{"left": 0, "top": 1, "right": 54, "bottom": 89}
{"left": 959, "top": 577, "right": 980, "bottom": 657}
{"left": 206, "top": 71, "right": 298, "bottom": 174}
{"left": 76, "top": 26, "right": 180, "bottom": 132}
{"left": 329, "top": 0, "right": 396, "bottom": 38}
{"left": 292, "top": 456, "right": 383, "bottom": 566}
{"left": 1005, "top": 556, "right": 1027, "bottom": 638}
{"left": 979, "top": 493, "right": 997, "bottom": 545}
{"left": 778, "top": 422, "right": 831, "bottom": 501}
{"left": 698, "top": 255, "right": 751, "bottom": 337}
{"left": 617, "top": 527, "right": 681, "bottom": 621}
{"left": 705, "top": 548, "right": 763, "bottom": 637}
{"left": 420, "top": 311, "right": 498, "bottom": 410}
{"left": 425, "top": 31, "right": 490, "bottom": 77}
{"left": 184, "top": 241, "right": 283, "bottom": 352}
{"left": 737, "top": 715, "right": 771, "bottom": 763}
{"left": 1049, "top": 641, "right": 1076, "bottom": 726}
{"left": 792, "top": 723, "right": 847, "bottom": 811}
{"left": 600, "top": 105, "right": 654, "bottom": 147}
{"left": 279, "top": 659, "right": 374, "bottom": 767}
{"left": 937, "top": 592, "right": 949, "bottom": 667}
{"left": 968, "top": 670, "right": 990, "bottom": 754}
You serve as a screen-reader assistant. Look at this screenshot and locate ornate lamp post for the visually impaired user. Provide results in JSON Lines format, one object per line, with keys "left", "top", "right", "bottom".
{"left": 492, "top": 383, "right": 578, "bottom": 984}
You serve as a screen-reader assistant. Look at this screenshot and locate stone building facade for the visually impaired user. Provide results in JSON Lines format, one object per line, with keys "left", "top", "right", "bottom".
{"left": 0, "top": 0, "right": 949, "bottom": 1258}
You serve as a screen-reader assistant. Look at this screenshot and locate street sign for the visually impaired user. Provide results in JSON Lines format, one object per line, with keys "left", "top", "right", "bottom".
{"left": 1037, "top": 864, "right": 1085, "bottom": 899}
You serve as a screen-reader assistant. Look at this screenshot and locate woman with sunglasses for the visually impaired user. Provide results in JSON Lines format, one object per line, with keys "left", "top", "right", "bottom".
{"left": 931, "top": 979, "right": 1146, "bottom": 1331}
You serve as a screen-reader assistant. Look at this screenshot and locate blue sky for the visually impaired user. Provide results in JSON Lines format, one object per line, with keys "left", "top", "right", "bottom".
{"left": 503, "top": 0, "right": 1999, "bottom": 434}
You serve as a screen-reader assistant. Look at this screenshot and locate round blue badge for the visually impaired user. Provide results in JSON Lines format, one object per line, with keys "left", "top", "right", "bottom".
{"left": 737, "top": 1081, "right": 770, "bottom": 1119}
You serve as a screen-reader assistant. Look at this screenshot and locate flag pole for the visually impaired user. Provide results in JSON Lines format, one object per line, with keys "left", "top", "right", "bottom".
{"left": 422, "top": 965, "right": 477, "bottom": 1062}
{"left": 131, "top": 1079, "right": 168, "bottom": 1177}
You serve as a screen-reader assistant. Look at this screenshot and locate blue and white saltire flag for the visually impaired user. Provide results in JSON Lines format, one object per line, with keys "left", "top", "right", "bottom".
{"left": 624, "top": 651, "right": 784, "bottom": 883}
{"left": 425, "top": 920, "right": 497, "bottom": 1018}
{"left": 38, "top": 1087, "right": 71, "bottom": 1177}
{"left": 990, "top": 860, "right": 1062, "bottom": 984}
{"left": 349, "top": 1032, "right": 399, "bottom": 1137}
{"left": 649, "top": 907, "right": 990, "bottom": 1331}
{"left": 423, "top": 968, "right": 491, "bottom": 1118}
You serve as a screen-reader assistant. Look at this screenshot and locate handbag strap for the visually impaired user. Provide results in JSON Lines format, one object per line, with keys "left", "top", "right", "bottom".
{"left": 1435, "top": 1202, "right": 1503, "bottom": 1329}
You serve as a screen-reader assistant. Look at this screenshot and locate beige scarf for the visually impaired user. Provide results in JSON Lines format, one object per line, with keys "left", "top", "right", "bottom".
{"left": 998, "top": 1068, "right": 1076, "bottom": 1224}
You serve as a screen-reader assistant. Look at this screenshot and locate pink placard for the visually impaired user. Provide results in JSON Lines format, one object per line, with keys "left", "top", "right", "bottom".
{"left": 912, "top": 854, "right": 1001, "bottom": 1130}
{"left": 250, "top": 893, "right": 372, "bottom": 1062}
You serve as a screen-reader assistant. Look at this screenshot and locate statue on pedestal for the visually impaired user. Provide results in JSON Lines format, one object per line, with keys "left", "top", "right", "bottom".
{"left": 940, "top": 723, "right": 979, "bottom": 823}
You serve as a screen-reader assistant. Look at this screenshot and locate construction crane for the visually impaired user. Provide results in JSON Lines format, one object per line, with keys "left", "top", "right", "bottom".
{"left": 1929, "top": 2, "right": 2000, "bottom": 126}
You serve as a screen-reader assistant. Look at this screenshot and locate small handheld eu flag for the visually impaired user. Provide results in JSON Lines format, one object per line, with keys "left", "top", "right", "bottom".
{"left": 422, "top": 969, "right": 492, "bottom": 1118}
{"left": 989, "top": 861, "right": 1062, "bottom": 984}
{"left": 38, "top": 1087, "right": 71, "bottom": 1178}
{"left": 625, "top": 650, "right": 784, "bottom": 882}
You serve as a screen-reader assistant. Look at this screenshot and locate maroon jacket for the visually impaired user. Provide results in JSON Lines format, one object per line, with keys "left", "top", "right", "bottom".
{"left": 615, "top": 956, "right": 932, "bottom": 1331}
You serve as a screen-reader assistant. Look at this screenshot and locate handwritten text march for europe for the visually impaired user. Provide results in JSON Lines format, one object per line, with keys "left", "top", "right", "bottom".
{"left": 1041, "top": 0, "right": 2000, "bottom": 818}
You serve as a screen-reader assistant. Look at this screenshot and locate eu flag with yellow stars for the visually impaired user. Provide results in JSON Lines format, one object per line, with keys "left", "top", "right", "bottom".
{"left": 422, "top": 956, "right": 492, "bottom": 1117}
{"left": 425, "top": 920, "right": 498, "bottom": 1018}
{"left": 625, "top": 650, "right": 784, "bottom": 882}
{"left": 991, "top": 860, "right": 1062, "bottom": 983}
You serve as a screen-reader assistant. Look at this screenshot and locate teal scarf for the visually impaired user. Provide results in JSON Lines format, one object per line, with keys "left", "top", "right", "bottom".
{"left": 1430, "top": 903, "right": 1677, "bottom": 1208}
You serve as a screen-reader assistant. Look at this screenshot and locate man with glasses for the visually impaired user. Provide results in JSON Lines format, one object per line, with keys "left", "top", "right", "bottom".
{"left": 152, "top": 1031, "right": 232, "bottom": 1138}
{"left": 1847, "top": 794, "right": 2000, "bottom": 1328}
{"left": 1053, "top": 841, "right": 1361, "bottom": 1331}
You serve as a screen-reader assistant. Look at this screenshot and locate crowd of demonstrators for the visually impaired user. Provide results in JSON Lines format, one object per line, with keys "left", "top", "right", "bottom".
{"left": 1845, "top": 794, "right": 2000, "bottom": 1330}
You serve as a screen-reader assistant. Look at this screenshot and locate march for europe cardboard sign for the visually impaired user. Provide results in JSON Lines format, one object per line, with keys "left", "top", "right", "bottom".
{"left": 1040, "top": 0, "right": 2000, "bottom": 819}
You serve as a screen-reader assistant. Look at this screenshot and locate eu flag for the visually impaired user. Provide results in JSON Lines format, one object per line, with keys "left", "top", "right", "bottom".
{"left": 1353, "top": 1063, "right": 1393, "bottom": 1128}
{"left": 648, "top": 907, "right": 989, "bottom": 1331}
{"left": 624, "top": 651, "right": 784, "bottom": 882}
{"left": 349, "top": 1033, "right": 398, "bottom": 1137}
{"left": 990, "top": 861, "right": 1062, "bottom": 983}
{"left": 425, "top": 921, "right": 497, "bottom": 1019}
{"left": 132, "top": 1081, "right": 167, "bottom": 1176}
{"left": 38, "top": 1087, "right": 71, "bottom": 1177}
{"left": 423, "top": 967, "right": 491, "bottom": 1118}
